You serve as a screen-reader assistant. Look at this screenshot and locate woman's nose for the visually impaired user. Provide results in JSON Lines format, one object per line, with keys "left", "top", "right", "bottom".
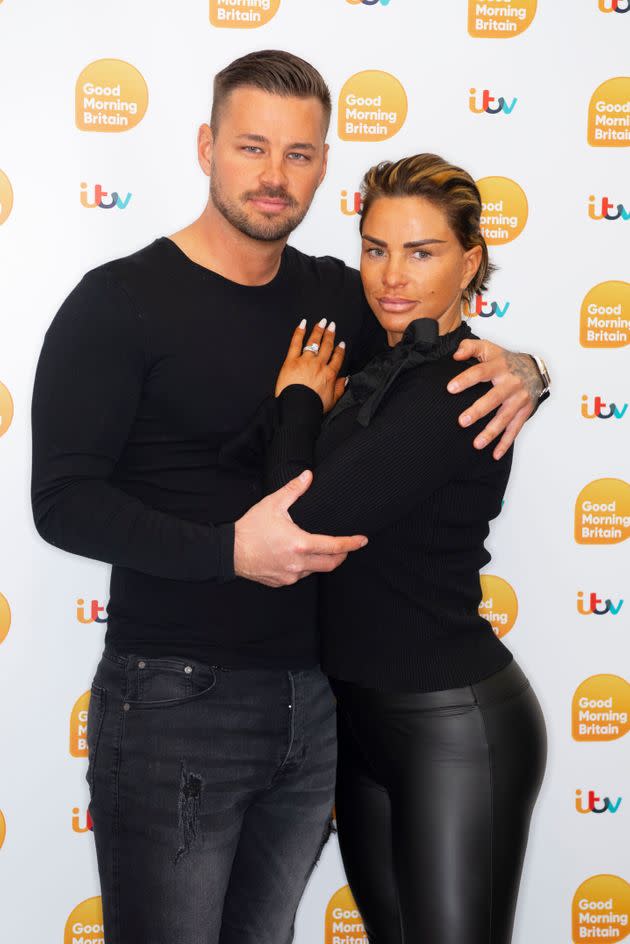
{"left": 382, "top": 263, "right": 407, "bottom": 288}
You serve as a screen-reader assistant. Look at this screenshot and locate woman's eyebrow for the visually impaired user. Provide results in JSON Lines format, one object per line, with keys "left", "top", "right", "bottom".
{"left": 362, "top": 234, "right": 447, "bottom": 248}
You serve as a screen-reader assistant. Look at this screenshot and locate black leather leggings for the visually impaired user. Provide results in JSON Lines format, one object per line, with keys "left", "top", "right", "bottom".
{"left": 331, "top": 657, "right": 547, "bottom": 944}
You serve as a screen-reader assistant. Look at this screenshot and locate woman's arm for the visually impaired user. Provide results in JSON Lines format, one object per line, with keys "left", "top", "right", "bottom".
{"left": 264, "top": 365, "right": 508, "bottom": 538}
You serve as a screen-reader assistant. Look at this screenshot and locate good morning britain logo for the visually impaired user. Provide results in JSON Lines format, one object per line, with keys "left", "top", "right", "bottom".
{"left": 572, "top": 875, "right": 630, "bottom": 943}
{"left": 209, "top": 0, "right": 280, "bottom": 27}
{"left": 580, "top": 282, "right": 630, "bottom": 348}
{"left": 326, "top": 886, "right": 367, "bottom": 944}
{"left": 468, "top": 0, "right": 537, "bottom": 37}
{"left": 0, "top": 169, "right": 13, "bottom": 225}
{"left": 337, "top": 71, "right": 407, "bottom": 141}
{"left": 574, "top": 479, "right": 630, "bottom": 545}
{"left": 572, "top": 675, "right": 630, "bottom": 741}
{"left": 64, "top": 897, "right": 104, "bottom": 944}
{"left": 477, "top": 177, "right": 528, "bottom": 245}
{"left": 588, "top": 78, "right": 630, "bottom": 147}
{"left": 75, "top": 60, "right": 148, "bottom": 132}
{"left": 478, "top": 575, "right": 518, "bottom": 638}
{"left": 0, "top": 380, "right": 14, "bottom": 438}
{"left": 0, "top": 592, "right": 11, "bottom": 645}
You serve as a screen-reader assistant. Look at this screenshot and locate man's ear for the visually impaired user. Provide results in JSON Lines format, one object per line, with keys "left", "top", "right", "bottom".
{"left": 198, "top": 123, "right": 213, "bottom": 177}
{"left": 317, "top": 142, "right": 330, "bottom": 189}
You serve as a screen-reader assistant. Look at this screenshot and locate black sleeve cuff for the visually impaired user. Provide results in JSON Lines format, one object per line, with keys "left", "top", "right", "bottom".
{"left": 277, "top": 384, "right": 324, "bottom": 428}
{"left": 216, "top": 521, "right": 236, "bottom": 582}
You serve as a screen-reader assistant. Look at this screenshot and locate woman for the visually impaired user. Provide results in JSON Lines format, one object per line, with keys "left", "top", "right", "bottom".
{"left": 263, "top": 154, "right": 547, "bottom": 943}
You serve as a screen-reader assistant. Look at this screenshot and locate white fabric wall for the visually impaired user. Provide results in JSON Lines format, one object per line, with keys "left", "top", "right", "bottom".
{"left": 0, "top": 2, "right": 628, "bottom": 942}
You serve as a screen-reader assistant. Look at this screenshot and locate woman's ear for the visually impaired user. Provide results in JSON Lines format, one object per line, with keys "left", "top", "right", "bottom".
{"left": 461, "top": 245, "right": 483, "bottom": 292}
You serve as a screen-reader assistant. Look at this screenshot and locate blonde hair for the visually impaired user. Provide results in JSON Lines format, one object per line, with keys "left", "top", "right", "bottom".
{"left": 360, "top": 153, "right": 495, "bottom": 301}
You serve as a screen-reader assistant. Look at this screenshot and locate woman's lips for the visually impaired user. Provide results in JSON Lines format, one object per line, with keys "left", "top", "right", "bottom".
{"left": 377, "top": 297, "right": 418, "bottom": 313}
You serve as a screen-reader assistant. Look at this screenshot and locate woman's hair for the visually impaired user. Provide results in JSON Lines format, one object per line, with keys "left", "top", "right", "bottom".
{"left": 211, "top": 50, "right": 332, "bottom": 135}
{"left": 359, "top": 153, "right": 495, "bottom": 302}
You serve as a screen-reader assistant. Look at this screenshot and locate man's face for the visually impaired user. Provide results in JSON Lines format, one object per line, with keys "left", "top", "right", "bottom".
{"left": 202, "top": 87, "right": 329, "bottom": 242}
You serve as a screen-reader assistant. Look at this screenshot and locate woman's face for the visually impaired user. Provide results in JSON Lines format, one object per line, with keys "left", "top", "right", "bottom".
{"left": 359, "top": 195, "right": 482, "bottom": 345}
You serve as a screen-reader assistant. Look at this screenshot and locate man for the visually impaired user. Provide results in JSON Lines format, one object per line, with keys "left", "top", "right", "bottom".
{"left": 31, "top": 50, "right": 549, "bottom": 944}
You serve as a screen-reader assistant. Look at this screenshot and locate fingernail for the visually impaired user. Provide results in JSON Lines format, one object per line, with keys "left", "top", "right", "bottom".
{"left": 298, "top": 318, "right": 306, "bottom": 330}
{"left": 360, "top": 538, "right": 368, "bottom": 547}
{"left": 318, "top": 317, "right": 327, "bottom": 328}
{"left": 299, "top": 470, "right": 310, "bottom": 482}
{"left": 461, "top": 413, "right": 472, "bottom": 426}
{"left": 344, "top": 376, "right": 349, "bottom": 387}
{"left": 327, "top": 321, "right": 336, "bottom": 332}
{"left": 448, "top": 382, "right": 459, "bottom": 393}
{"left": 339, "top": 340, "right": 346, "bottom": 349}
{"left": 476, "top": 437, "right": 487, "bottom": 448}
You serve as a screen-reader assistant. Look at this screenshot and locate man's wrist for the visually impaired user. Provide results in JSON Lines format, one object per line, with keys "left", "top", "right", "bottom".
{"left": 527, "top": 354, "right": 551, "bottom": 414}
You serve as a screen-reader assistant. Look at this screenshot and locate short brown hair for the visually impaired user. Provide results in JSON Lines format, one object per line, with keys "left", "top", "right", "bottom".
{"left": 360, "top": 153, "right": 494, "bottom": 301}
{"left": 211, "top": 49, "right": 332, "bottom": 136}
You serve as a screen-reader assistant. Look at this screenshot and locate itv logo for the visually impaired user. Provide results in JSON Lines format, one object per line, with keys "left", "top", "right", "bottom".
{"left": 575, "top": 789, "right": 622, "bottom": 813}
{"left": 469, "top": 88, "right": 518, "bottom": 115}
{"left": 80, "top": 182, "right": 132, "bottom": 210}
{"left": 577, "top": 592, "right": 624, "bottom": 616}
{"left": 581, "top": 395, "right": 627, "bottom": 420}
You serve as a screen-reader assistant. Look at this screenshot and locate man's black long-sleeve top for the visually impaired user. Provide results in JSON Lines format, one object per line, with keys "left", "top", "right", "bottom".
{"left": 31, "top": 237, "right": 383, "bottom": 668}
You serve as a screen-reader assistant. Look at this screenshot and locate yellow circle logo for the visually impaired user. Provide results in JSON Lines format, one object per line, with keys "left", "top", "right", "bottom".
{"left": 572, "top": 675, "right": 630, "bottom": 741}
{"left": 468, "top": 0, "right": 537, "bottom": 37}
{"left": 572, "top": 875, "right": 630, "bottom": 943}
{"left": 0, "top": 593, "right": 11, "bottom": 645}
{"left": 70, "top": 691, "right": 90, "bottom": 758}
{"left": 0, "top": 381, "right": 14, "bottom": 438}
{"left": 0, "top": 170, "right": 13, "bottom": 225}
{"left": 476, "top": 176, "right": 528, "bottom": 245}
{"left": 588, "top": 77, "right": 630, "bottom": 147}
{"left": 575, "top": 478, "right": 630, "bottom": 545}
{"left": 209, "top": 0, "right": 281, "bottom": 26}
{"left": 64, "top": 897, "right": 104, "bottom": 944}
{"left": 0, "top": 811, "right": 5, "bottom": 851}
{"left": 581, "top": 281, "right": 630, "bottom": 348}
{"left": 478, "top": 575, "right": 518, "bottom": 637}
{"left": 338, "top": 71, "right": 407, "bottom": 142}
{"left": 326, "top": 886, "right": 367, "bottom": 944}
{"left": 75, "top": 59, "right": 148, "bottom": 133}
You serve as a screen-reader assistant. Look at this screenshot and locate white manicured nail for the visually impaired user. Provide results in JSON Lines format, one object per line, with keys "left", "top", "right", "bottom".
{"left": 298, "top": 318, "right": 306, "bottom": 329}
{"left": 339, "top": 341, "right": 346, "bottom": 349}
{"left": 318, "top": 317, "right": 327, "bottom": 328}
{"left": 327, "top": 321, "right": 336, "bottom": 332}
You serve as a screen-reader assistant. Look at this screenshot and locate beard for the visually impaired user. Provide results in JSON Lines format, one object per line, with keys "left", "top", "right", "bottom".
{"left": 210, "top": 164, "right": 311, "bottom": 242}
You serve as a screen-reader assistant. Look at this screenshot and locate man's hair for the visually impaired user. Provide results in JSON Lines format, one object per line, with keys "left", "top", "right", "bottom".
{"left": 210, "top": 49, "right": 332, "bottom": 135}
{"left": 360, "top": 153, "right": 495, "bottom": 303}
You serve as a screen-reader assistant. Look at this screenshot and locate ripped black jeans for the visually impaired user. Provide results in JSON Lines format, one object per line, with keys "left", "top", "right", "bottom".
{"left": 86, "top": 645, "right": 337, "bottom": 944}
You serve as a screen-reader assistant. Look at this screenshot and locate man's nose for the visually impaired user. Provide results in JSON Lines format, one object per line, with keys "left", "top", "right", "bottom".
{"left": 258, "top": 155, "right": 289, "bottom": 191}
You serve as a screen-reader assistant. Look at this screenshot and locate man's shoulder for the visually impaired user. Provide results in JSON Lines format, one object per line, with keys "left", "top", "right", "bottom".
{"left": 285, "top": 244, "right": 361, "bottom": 293}
{"left": 83, "top": 238, "right": 165, "bottom": 292}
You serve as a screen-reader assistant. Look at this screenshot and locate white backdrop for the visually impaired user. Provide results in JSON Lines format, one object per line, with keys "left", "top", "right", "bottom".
{"left": 0, "top": 2, "right": 628, "bottom": 942}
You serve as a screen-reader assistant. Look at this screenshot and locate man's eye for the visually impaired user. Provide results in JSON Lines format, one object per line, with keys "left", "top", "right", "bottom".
{"left": 288, "top": 152, "right": 310, "bottom": 161}
{"left": 243, "top": 146, "right": 263, "bottom": 154}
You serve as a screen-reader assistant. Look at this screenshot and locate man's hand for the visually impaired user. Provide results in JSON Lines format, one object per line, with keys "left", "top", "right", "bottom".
{"left": 234, "top": 470, "right": 368, "bottom": 587}
{"left": 447, "top": 339, "right": 544, "bottom": 460}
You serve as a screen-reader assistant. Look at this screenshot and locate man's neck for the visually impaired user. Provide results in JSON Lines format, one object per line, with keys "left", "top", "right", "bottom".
{"left": 168, "top": 202, "right": 287, "bottom": 287}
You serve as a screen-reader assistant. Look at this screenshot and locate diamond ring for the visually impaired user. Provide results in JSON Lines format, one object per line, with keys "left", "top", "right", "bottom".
{"left": 303, "top": 342, "right": 320, "bottom": 354}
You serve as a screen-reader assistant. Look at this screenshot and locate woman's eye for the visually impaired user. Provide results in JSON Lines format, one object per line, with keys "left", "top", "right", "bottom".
{"left": 413, "top": 250, "right": 431, "bottom": 260}
{"left": 366, "top": 247, "right": 385, "bottom": 258}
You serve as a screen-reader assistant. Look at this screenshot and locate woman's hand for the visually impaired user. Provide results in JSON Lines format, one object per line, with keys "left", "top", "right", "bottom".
{"left": 275, "top": 318, "right": 347, "bottom": 413}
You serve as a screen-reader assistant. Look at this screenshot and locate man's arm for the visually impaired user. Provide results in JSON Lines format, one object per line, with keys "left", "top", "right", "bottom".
{"left": 447, "top": 338, "right": 550, "bottom": 460}
{"left": 32, "top": 269, "right": 365, "bottom": 587}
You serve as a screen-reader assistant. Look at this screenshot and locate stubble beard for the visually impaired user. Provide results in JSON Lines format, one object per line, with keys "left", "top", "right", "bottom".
{"left": 210, "top": 164, "right": 311, "bottom": 243}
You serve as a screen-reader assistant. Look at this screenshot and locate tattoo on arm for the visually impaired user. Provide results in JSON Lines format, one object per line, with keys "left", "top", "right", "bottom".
{"left": 505, "top": 353, "right": 543, "bottom": 406}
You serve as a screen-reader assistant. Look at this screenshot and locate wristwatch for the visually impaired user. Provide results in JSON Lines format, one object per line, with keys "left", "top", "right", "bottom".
{"left": 528, "top": 354, "right": 551, "bottom": 410}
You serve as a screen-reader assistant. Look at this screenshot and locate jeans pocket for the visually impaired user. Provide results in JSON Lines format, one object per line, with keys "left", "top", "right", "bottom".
{"left": 124, "top": 655, "right": 217, "bottom": 709}
{"left": 86, "top": 684, "right": 107, "bottom": 797}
